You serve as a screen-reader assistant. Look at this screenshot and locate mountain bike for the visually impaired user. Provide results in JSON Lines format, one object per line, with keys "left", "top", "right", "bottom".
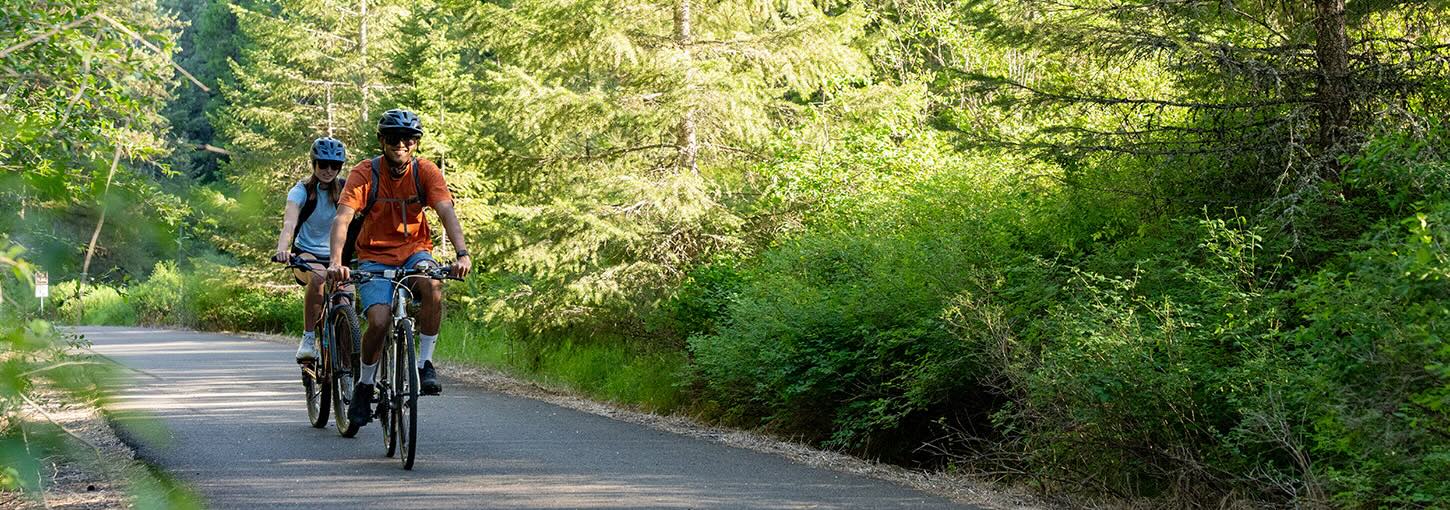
{"left": 351, "top": 263, "right": 460, "bottom": 470}
{"left": 284, "top": 257, "right": 362, "bottom": 436}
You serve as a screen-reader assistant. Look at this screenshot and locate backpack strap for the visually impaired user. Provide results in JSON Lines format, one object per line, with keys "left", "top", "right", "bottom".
{"left": 412, "top": 158, "right": 426, "bottom": 208}
{"left": 362, "top": 157, "right": 382, "bottom": 217}
{"left": 361, "top": 157, "right": 427, "bottom": 215}
{"left": 291, "top": 180, "right": 317, "bottom": 247}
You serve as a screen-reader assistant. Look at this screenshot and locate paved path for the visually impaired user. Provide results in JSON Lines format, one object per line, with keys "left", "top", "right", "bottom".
{"left": 79, "top": 327, "right": 976, "bottom": 509}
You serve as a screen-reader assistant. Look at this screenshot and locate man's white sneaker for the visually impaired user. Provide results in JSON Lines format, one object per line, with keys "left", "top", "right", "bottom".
{"left": 295, "top": 335, "right": 319, "bottom": 361}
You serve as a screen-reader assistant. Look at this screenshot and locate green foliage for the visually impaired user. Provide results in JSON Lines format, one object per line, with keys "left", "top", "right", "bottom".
{"left": 456, "top": 0, "right": 871, "bottom": 338}
{"left": 130, "top": 262, "right": 186, "bottom": 325}
{"left": 173, "top": 262, "right": 300, "bottom": 333}
{"left": 689, "top": 132, "right": 1022, "bottom": 458}
{"left": 1291, "top": 203, "right": 1450, "bottom": 506}
{"left": 52, "top": 281, "right": 137, "bottom": 326}
{"left": 1, "top": 0, "right": 191, "bottom": 278}
{"left": 46, "top": 260, "right": 301, "bottom": 333}
{"left": 11, "top": 0, "right": 1450, "bottom": 507}
{"left": 0, "top": 319, "right": 109, "bottom": 495}
{"left": 987, "top": 218, "right": 1298, "bottom": 500}
{"left": 434, "top": 319, "right": 688, "bottom": 413}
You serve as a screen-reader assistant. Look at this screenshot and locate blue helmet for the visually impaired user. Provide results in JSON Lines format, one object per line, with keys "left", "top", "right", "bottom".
{"left": 377, "top": 108, "right": 423, "bottom": 135}
{"left": 310, "top": 137, "right": 347, "bottom": 163}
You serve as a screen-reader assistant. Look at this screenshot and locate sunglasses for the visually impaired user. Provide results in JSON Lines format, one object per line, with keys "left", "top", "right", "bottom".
{"left": 315, "top": 160, "right": 344, "bottom": 171}
{"left": 382, "top": 133, "right": 421, "bottom": 146}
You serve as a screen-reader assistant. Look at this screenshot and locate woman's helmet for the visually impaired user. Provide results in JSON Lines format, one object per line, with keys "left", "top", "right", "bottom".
{"left": 310, "top": 137, "right": 347, "bottom": 162}
{"left": 377, "top": 108, "right": 423, "bottom": 135}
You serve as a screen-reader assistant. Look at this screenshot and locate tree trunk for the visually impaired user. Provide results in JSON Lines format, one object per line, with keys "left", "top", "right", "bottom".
{"left": 674, "top": 0, "right": 699, "bottom": 175}
{"left": 1314, "top": 0, "right": 1351, "bottom": 155}
{"left": 359, "top": 0, "right": 370, "bottom": 125}
{"left": 79, "top": 144, "right": 123, "bottom": 324}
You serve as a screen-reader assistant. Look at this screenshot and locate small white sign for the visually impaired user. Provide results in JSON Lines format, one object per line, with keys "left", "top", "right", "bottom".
{"left": 34, "top": 272, "right": 48, "bottom": 298}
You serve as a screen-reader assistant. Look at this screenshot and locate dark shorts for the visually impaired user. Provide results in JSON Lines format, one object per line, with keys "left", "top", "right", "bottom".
{"left": 357, "top": 251, "right": 436, "bottom": 311}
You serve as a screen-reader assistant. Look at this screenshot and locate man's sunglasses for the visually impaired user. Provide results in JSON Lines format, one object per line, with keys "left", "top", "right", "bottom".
{"left": 382, "top": 133, "right": 421, "bottom": 146}
{"left": 315, "top": 160, "right": 344, "bottom": 171}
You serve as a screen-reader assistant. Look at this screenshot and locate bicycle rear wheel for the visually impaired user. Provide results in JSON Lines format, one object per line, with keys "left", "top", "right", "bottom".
{"left": 393, "top": 321, "right": 419, "bottom": 470}
{"left": 303, "top": 355, "right": 330, "bottom": 428}
{"left": 329, "top": 304, "right": 363, "bottom": 438}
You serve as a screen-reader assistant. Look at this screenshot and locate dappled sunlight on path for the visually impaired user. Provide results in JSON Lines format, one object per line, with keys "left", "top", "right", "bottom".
{"left": 80, "top": 326, "right": 973, "bottom": 509}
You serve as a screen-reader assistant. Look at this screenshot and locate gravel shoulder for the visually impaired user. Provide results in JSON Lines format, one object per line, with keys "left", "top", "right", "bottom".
{"left": 5, "top": 390, "right": 196, "bottom": 510}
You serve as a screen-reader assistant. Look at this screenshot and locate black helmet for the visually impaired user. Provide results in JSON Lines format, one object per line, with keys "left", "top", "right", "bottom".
{"left": 310, "top": 137, "right": 347, "bottom": 162}
{"left": 377, "top": 108, "right": 423, "bottom": 135}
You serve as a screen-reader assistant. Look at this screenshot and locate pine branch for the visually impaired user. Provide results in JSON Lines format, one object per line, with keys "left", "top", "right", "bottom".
{"left": 526, "top": 143, "right": 678, "bottom": 164}
{"left": 974, "top": 72, "right": 1312, "bottom": 111}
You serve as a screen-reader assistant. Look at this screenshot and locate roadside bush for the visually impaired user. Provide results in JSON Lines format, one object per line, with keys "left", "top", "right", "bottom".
{"left": 51, "top": 280, "right": 135, "bottom": 326}
{"left": 183, "top": 261, "right": 300, "bottom": 333}
{"left": 689, "top": 162, "right": 1019, "bottom": 459}
{"left": 130, "top": 261, "right": 185, "bottom": 325}
{"left": 989, "top": 219, "right": 1299, "bottom": 501}
{"left": 1291, "top": 201, "right": 1450, "bottom": 507}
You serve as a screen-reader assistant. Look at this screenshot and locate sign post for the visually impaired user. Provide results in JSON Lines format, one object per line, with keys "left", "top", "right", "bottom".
{"left": 34, "top": 272, "right": 49, "bottom": 314}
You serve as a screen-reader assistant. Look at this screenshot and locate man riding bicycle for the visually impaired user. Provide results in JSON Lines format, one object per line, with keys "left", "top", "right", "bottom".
{"left": 327, "top": 108, "right": 472, "bottom": 428}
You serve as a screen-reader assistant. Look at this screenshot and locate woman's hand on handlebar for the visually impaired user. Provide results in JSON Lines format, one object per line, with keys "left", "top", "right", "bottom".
{"left": 272, "top": 250, "right": 291, "bottom": 264}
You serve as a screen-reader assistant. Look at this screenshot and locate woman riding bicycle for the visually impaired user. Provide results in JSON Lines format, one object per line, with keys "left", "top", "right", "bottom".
{"left": 273, "top": 137, "right": 351, "bottom": 361}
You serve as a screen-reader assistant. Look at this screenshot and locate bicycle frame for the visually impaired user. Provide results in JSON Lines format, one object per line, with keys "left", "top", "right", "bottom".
{"left": 291, "top": 260, "right": 358, "bottom": 381}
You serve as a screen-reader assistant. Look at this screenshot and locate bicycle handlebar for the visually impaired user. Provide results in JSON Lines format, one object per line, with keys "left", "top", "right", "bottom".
{"left": 278, "top": 255, "right": 463, "bottom": 283}
{"left": 281, "top": 255, "right": 326, "bottom": 274}
{"left": 352, "top": 264, "right": 462, "bottom": 282}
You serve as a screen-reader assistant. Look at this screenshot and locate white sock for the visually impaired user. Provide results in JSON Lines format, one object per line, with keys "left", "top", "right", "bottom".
{"left": 359, "top": 361, "right": 378, "bottom": 385}
{"left": 418, "top": 334, "right": 438, "bottom": 368}
{"left": 302, "top": 330, "right": 315, "bottom": 341}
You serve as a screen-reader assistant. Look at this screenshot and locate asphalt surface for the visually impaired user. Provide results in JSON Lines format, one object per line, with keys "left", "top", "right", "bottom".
{"left": 79, "top": 326, "right": 977, "bottom": 509}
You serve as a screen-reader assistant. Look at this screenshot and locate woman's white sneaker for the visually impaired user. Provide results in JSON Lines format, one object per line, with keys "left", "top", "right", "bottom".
{"left": 295, "top": 333, "right": 319, "bottom": 361}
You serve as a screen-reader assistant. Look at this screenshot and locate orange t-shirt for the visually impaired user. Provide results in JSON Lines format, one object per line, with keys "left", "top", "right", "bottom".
{"left": 338, "top": 157, "right": 453, "bottom": 266}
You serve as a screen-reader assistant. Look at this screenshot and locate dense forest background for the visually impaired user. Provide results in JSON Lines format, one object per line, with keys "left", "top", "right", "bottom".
{"left": 5, "top": 0, "right": 1449, "bottom": 507}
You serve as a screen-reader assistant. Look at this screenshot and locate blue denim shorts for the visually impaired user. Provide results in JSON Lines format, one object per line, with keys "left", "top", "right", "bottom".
{"left": 357, "top": 251, "right": 436, "bottom": 311}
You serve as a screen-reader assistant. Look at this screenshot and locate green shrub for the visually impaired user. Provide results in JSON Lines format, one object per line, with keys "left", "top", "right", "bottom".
{"left": 130, "top": 261, "right": 185, "bottom": 325}
{"left": 182, "top": 262, "right": 301, "bottom": 333}
{"left": 689, "top": 163, "right": 1018, "bottom": 459}
{"left": 1291, "top": 202, "right": 1450, "bottom": 507}
{"left": 51, "top": 280, "right": 136, "bottom": 326}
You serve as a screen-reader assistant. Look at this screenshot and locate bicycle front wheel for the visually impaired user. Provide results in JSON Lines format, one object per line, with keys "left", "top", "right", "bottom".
{"left": 392, "top": 321, "right": 419, "bottom": 470}
{"left": 380, "top": 327, "right": 396, "bottom": 457}
{"left": 329, "top": 303, "right": 362, "bottom": 438}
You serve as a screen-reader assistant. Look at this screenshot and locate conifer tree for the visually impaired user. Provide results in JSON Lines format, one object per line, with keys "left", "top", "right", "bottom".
{"left": 215, "top": 0, "right": 408, "bottom": 193}
{"left": 449, "top": 0, "right": 870, "bottom": 337}
{"left": 212, "top": 0, "right": 421, "bottom": 259}
{"left": 961, "top": 0, "right": 1450, "bottom": 215}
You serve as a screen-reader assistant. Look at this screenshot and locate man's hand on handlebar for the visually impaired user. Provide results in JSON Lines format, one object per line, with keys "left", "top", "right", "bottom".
{"left": 272, "top": 250, "right": 291, "bottom": 264}
{"left": 452, "top": 255, "right": 471, "bottom": 279}
{"left": 328, "top": 262, "right": 351, "bottom": 282}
